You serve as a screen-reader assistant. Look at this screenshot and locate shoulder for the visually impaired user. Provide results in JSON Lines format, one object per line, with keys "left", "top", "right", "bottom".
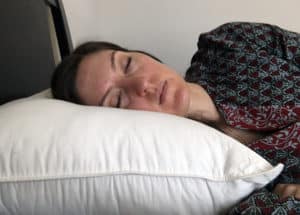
{"left": 199, "top": 22, "right": 278, "bottom": 40}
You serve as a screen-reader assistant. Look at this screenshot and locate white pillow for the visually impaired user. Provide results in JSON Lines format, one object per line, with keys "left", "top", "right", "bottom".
{"left": 0, "top": 90, "right": 283, "bottom": 215}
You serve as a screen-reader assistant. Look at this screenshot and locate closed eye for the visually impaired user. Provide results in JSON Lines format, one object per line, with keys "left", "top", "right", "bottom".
{"left": 116, "top": 92, "right": 121, "bottom": 108}
{"left": 125, "top": 56, "right": 132, "bottom": 73}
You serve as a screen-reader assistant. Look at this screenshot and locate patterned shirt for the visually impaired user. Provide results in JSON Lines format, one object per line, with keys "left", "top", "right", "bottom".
{"left": 185, "top": 22, "right": 300, "bottom": 214}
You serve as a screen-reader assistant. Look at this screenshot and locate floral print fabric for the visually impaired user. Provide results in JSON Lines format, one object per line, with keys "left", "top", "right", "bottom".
{"left": 185, "top": 22, "right": 300, "bottom": 214}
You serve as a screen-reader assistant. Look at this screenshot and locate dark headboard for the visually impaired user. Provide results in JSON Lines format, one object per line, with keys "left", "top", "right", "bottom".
{"left": 0, "top": 0, "right": 72, "bottom": 105}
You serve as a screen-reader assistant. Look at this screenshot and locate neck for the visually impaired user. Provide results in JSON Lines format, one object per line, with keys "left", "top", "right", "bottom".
{"left": 186, "top": 83, "right": 221, "bottom": 124}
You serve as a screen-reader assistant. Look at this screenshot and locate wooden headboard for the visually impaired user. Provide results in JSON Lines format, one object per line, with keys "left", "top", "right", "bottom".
{"left": 0, "top": 0, "right": 72, "bottom": 105}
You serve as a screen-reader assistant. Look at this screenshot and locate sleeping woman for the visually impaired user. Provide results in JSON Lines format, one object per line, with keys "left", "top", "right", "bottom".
{"left": 51, "top": 22, "right": 300, "bottom": 214}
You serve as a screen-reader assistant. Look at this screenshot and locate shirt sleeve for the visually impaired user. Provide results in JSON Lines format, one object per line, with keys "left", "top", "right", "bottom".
{"left": 247, "top": 122, "right": 300, "bottom": 184}
{"left": 190, "top": 22, "right": 300, "bottom": 67}
{"left": 228, "top": 188, "right": 300, "bottom": 214}
{"left": 228, "top": 122, "right": 300, "bottom": 214}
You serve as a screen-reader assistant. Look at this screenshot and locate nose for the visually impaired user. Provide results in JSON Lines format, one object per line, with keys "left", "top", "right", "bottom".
{"left": 118, "top": 75, "right": 157, "bottom": 97}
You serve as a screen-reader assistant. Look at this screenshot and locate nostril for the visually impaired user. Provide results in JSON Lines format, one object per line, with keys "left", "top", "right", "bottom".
{"left": 133, "top": 76, "right": 156, "bottom": 97}
{"left": 139, "top": 84, "right": 156, "bottom": 97}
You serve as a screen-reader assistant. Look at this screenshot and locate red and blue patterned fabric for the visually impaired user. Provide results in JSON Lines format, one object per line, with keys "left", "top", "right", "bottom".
{"left": 185, "top": 22, "right": 300, "bottom": 214}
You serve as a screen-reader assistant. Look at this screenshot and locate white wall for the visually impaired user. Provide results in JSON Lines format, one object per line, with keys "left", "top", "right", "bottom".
{"left": 61, "top": 0, "right": 300, "bottom": 76}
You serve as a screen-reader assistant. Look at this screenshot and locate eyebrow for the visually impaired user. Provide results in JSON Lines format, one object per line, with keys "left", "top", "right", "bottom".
{"left": 111, "top": 50, "right": 116, "bottom": 71}
{"left": 98, "top": 50, "right": 116, "bottom": 106}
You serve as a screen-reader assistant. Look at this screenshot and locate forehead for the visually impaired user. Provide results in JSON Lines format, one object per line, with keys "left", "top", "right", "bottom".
{"left": 76, "top": 50, "right": 112, "bottom": 105}
{"left": 79, "top": 49, "right": 112, "bottom": 72}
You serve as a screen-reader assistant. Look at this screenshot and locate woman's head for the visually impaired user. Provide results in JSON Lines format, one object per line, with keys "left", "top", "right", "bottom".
{"left": 51, "top": 42, "right": 131, "bottom": 104}
{"left": 51, "top": 41, "right": 190, "bottom": 116}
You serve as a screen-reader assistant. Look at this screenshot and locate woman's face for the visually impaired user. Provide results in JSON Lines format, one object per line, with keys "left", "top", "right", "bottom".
{"left": 76, "top": 50, "right": 190, "bottom": 116}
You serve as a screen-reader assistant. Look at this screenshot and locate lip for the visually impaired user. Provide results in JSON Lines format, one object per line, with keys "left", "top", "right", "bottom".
{"left": 159, "top": 80, "right": 168, "bottom": 104}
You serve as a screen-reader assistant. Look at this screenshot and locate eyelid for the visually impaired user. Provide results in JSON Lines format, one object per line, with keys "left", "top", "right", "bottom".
{"left": 105, "top": 89, "right": 121, "bottom": 108}
{"left": 124, "top": 56, "right": 132, "bottom": 73}
{"left": 99, "top": 87, "right": 112, "bottom": 106}
{"left": 116, "top": 92, "right": 122, "bottom": 108}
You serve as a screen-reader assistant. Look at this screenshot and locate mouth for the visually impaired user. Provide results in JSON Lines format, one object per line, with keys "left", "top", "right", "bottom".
{"left": 159, "top": 80, "right": 168, "bottom": 104}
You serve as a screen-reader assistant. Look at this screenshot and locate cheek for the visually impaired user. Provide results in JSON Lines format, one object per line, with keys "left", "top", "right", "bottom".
{"left": 141, "top": 59, "right": 166, "bottom": 75}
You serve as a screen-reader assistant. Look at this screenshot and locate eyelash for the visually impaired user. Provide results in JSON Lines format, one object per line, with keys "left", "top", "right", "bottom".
{"left": 124, "top": 57, "right": 132, "bottom": 73}
{"left": 115, "top": 56, "right": 131, "bottom": 107}
{"left": 116, "top": 91, "right": 121, "bottom": 108}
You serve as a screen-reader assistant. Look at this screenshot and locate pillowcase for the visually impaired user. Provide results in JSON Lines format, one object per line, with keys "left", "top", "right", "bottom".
{"left": 0, "top": 90, "right": 283, "bottom": 215}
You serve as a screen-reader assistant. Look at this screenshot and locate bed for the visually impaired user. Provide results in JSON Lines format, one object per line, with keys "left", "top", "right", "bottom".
{"left": 0, "top": 1, "right": 286, "bottom": 214}
{"left": 0, "top": 0, "right": 71, "bottom": 105}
